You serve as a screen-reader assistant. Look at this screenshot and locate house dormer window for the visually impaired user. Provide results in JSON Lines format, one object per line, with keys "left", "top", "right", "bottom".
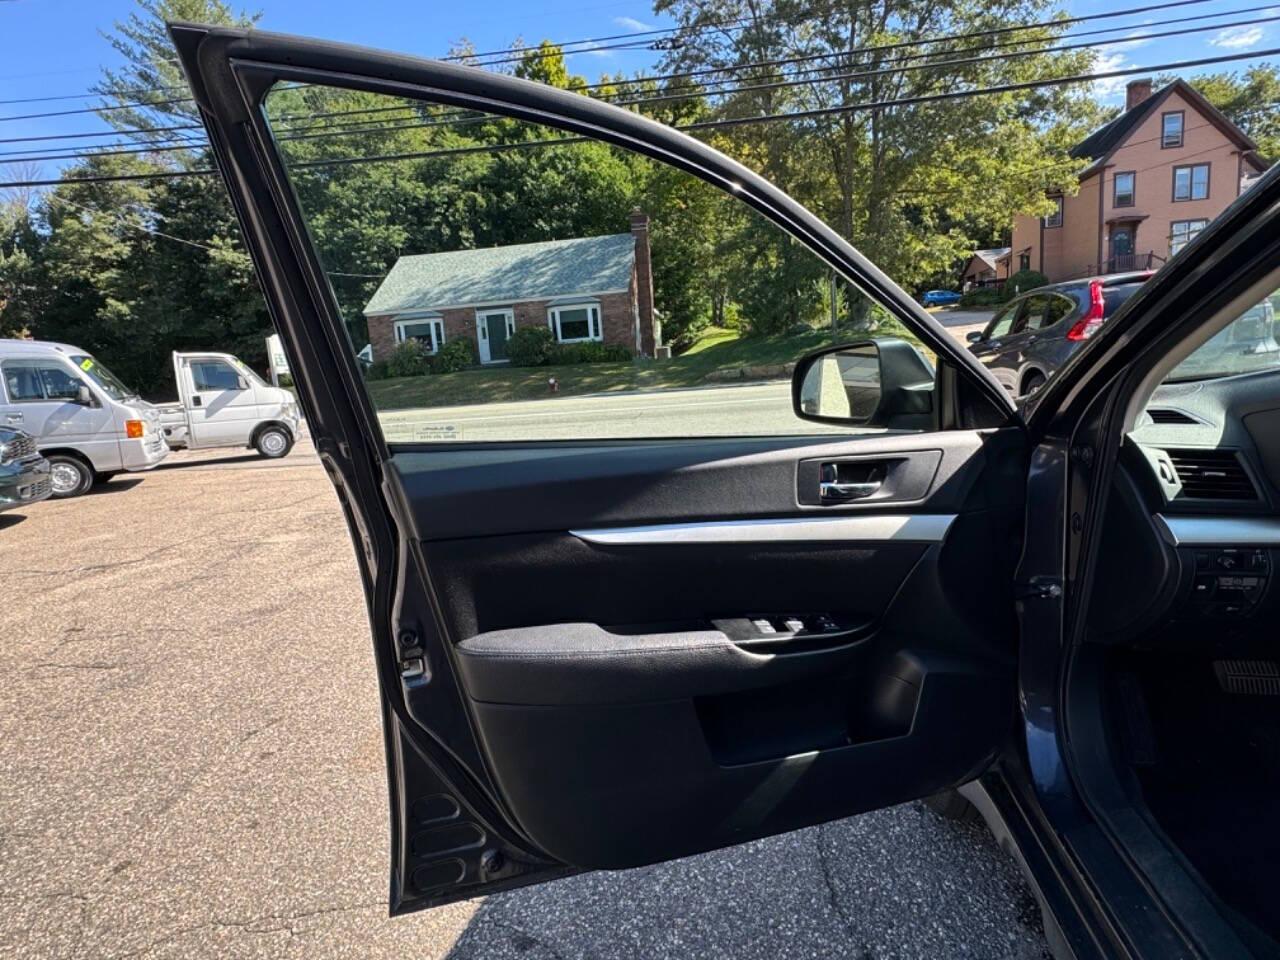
{"left": 1114, "top": 171, "right": 1135, "bottom": 207}
{"left": 1043, "top": 196, "right": 1063, "bottom": 228}
{"left": 1161, "top": 111, "right": 1184, "bottom": 148}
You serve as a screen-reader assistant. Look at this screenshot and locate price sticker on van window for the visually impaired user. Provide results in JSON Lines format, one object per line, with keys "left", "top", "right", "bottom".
{"left": 79, "top": 358, "right": 95, "bottom": 371}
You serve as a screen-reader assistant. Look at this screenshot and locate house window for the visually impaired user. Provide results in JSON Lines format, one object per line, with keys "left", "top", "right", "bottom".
{"left": 1043, "top": 196, "right": 1063, "bottom": 228}
{"left": 1161, "top": 111, "right": 1184, "bottom": 148}
{"left": 1113, "top": 171, "right": 1135, "bottom": 207}
{"left": 394, "top": 316, "right": 445, "bottom": 353}
{"left": 1019, "top": 251, "right": 1032, "bottom": 272}
{"left": 548, "top": 303, "right": 602, "bottom": 343}
{"left": 1173, "top": 164, "right": 1209, "bottom": 201}
{"left": 1170, "top": 219, "right": 1208, "bottom": 256}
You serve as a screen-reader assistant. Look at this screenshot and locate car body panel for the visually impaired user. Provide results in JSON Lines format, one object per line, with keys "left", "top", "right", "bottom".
{"left": 0, "top": 428, "right": 52, "bottom": 512}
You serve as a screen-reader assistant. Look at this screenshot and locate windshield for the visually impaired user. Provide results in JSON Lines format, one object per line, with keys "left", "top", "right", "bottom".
{"left": 1165, "top": 293, "right": 1280, "bottom": 383}
{"left": 69, "top": 355, "right": 137, "bottom": 401}
{"left": 229, "top": 356, "right": 268, "bottom": 388}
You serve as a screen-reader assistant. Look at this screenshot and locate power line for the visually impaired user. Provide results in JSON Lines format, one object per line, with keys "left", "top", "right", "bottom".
{"left": 2, "top": 44, "right": 1276, "bottom": 190}
{"left": 0, "top": 0, "right": 1230, "bottom": 128}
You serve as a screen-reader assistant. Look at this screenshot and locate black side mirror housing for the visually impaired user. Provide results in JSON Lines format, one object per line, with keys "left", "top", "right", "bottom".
{"left": 966, "top": 330, "right": 984, "bottom": 344}
{"left": 792, "top": 338, "right": 935, "bottom": 430}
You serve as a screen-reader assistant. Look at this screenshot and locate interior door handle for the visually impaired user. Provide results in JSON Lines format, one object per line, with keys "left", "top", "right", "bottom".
{"left": 819, "top": 480, "right": 882, "bottom": 501}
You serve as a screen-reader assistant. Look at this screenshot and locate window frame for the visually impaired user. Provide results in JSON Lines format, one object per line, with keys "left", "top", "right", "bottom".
{"left": 1, "top": 359, "right": 82, "bottom": 403}
{"left": 189, "top": 359, "right": 245, "bottom": 392}
{"left": 548, "top": 301, "right": 603, "bottom": 344}
{"left": 1161, "top": 110, "right": 1184, "bottom": 149}
{"left": 393, "top": 314, "right": 446, "bottom": 354}
{"left": 1169, "top": 218, "right": 1209, "bottom": 256}
{"left": 1043, "top": 195, "right": 1063, "bottom": 228}
{"left": 1172, "top": 163, "right": 1210, "bottom": 202}
{"left": 1113, "top": 171, "right": 1136, "bottom": 208}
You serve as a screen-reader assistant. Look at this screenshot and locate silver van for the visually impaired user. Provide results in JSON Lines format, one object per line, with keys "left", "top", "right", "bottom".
{"left": 0, "top": 340, "right": 168, "bottom": 498}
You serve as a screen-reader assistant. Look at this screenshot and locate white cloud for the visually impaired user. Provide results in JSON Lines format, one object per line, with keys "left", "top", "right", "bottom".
{"left": 1091, "top": 51, "right": 1131, "bottom": 100}
{"left": 613, "top": 16, "right": 654, "bottom": 31}
{"left": 1098, "top": 30, "right": 1154, "bottom": 53}
{"left": 1209, "top": 25, "right": 1264, "bottom": 49}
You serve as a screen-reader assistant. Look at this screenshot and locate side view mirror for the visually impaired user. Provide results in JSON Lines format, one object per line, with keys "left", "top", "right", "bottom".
{"left": 236, "top": 375, "right": 250, "bottom": 391}
{"left": 792, "top": 338, "right": 934, "bottom": 429}
{"left": 75, "top": 384, "right": 96, "bottom": 407}
{"left": 966, "top": 330, "right": 984, "bottom": 344}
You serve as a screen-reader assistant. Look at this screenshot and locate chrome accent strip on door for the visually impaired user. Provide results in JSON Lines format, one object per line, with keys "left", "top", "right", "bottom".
{"left": 1153, "top": 514, "right": 1280, "bottom": 546}
{"left": 571, "top": 514, "right": 956, "bottom": 545}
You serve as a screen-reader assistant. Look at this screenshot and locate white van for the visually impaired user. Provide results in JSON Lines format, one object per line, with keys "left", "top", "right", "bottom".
{"left": 157, "top": 351, "right": 300, "bottom": 459}
{"left": 0, "top": 339, "right": 168, "bottom": 498}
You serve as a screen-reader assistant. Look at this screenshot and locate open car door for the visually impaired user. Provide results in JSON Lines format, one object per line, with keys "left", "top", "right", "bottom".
{"left": 170, "top": 23, "right": 1030, "bottom": 914}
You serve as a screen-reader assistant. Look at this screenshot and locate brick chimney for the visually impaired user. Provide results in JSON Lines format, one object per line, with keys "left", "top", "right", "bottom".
{"left": 1126, "top": 78, "right": 1153, "bottom": 111}
{"left": 629, "top": 207, "right": 656, "bottom": 356}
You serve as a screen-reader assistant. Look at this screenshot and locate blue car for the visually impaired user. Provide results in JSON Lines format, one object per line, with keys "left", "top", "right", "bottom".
{"left": 921, "top": 289, "right": 961, "bottom": 306}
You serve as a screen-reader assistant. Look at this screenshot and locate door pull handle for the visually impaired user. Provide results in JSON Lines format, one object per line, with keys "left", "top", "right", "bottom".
{"left": 819, "top": 480, "right": 882, "bottom": 501}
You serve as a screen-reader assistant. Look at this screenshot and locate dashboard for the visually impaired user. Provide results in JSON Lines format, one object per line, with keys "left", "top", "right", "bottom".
{"left": 1092, "top": 365, "right": 1280, "bottom": 642}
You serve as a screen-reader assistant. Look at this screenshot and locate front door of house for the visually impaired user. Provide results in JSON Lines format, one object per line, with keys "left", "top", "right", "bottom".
{"left": 477, "top": 310, "right": 513, "bottom": 363}
{"left": 1110, "top": 225, "right": 1134, "bottom": 265}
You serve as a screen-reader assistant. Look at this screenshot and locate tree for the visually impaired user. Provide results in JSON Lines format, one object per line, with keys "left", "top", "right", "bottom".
{"left": 1163, "top": 64, "right": 1280, "bottom": 163}
{"left": 653, "top": 0, "right": 1103, "bottom": 303}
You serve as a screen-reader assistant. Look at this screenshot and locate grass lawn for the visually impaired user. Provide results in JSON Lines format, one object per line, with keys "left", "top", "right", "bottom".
{"left": 368, "top": 326, "right": 855, "bottom": 411}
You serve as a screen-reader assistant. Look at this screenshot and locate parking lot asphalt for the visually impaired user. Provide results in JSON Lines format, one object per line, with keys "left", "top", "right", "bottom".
{"left": 0, "top": 435, "right": 1047, "bottom": 960}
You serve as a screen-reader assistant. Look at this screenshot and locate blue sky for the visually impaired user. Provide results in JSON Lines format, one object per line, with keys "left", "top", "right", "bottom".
{"left": 1, "top": 0, "right": 1277, "bottom": 182}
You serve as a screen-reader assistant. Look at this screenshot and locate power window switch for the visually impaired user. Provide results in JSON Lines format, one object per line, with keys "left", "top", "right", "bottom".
{"left": 751, "top": 618, "right": 776, "bottom": 634}
{"left": 782, "top": 618, "right": 805, "bottom": 633}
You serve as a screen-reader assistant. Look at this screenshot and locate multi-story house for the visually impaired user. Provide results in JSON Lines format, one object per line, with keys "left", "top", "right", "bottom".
{"left": 1004, "top": 78, "right": 1268, "bottom": 283}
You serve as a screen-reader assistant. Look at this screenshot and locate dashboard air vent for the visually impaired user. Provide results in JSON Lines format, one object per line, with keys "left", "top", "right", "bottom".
{"left": 1166, "top": 449, "right": 1258, "bottom": 501}
{"left": 1148, "top": 408, "right": 1198, "bottom": 425}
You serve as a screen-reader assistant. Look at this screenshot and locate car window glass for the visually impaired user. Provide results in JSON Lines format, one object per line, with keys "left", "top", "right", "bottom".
{"left": 1103, "top": 283, "right": 1146, "bottom": 316}
{"left": 191, "top": 360, "right": 242, "bottom": 392}
{"left": 1017, "top": 296, "right": 1051, "bottom": 333}
{"left": 1164, "top": 290, "right": 1280, "bottom": 383}
{"left": 38, "top": 365, "right": 82, "bottom": 400}
{"left": 3, "top": 362, "right": 46, "bottom": 402}
{"left": 985, "top": 303, "right": 1020, "bottom": 339}
{"left": 261, "top": 83, "right": 938, "bottom": 443}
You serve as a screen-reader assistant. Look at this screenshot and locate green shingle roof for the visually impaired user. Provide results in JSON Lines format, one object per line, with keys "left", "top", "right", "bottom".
{"left": 363, "top": 234, "right": 636, "bottom": 316}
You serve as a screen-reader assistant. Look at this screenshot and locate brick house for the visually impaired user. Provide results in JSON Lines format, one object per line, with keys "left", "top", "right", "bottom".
{"left": 364, "top": 210, "right": 657, "bottom": 363}
{"left": 1008, "top": 78, "right": 1269, "bottom": 283}
{"left": 959, "top": 247, "right": 1011, "bottom": 289}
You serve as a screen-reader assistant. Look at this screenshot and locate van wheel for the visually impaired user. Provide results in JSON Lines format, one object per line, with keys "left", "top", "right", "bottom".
{"left": 47, "top": 455, "right": 94, "bottom": 498}
{"left": 255, "top": 426, "right": 293, "bottom": 459}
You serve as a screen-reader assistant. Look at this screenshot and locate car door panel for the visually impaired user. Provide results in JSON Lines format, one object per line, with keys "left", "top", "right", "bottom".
{"left": 389, "top": 427, "right": 1023, "bottom": 876}
{"left": 172, "top": 23, "right": 1026, "bottom": 913}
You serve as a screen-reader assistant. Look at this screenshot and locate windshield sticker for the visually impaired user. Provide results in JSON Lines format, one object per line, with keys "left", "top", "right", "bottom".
{"left": 79, "top": 358, "right": 95, "bottom": 372}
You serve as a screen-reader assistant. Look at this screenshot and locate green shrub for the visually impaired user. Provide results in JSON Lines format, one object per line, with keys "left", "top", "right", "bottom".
{"left": 364, "top": 360, "right": 389, "bottom": 381}
{"left": 508, "top": 326, "right": 555, "bottom": 367}
{"left": 432, "top": 337, "right": 476, "bottom": 374}
{"left": 548, "top": 341, "right": 635, "bottom": 364}
{"left": 386, "top": 339, "right": 431, "bottom": 378}
{"left": 1001, "top": 269, "right": 1049, "bottom": 300}
{"left": 786, "top": 321, "right": 815, "bottom": 336}
{"left": 958, "top": 288, "right": 1002, "bottom": 308}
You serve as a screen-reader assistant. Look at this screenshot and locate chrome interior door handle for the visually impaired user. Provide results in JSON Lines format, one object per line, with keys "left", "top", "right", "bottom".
{"left": 819, "top": 480, "right": 882, "bottom": 500}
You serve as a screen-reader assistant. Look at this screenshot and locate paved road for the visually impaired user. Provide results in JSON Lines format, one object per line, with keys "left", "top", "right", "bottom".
{"left": 0, "top": 439, "right": 1047, "bottom": 959}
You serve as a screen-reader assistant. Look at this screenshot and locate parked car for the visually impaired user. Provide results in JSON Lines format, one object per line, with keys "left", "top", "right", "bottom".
{"left": 156, "top": 351, "right": 300, "bottom": 458}
{"left": 921, "top": 289, "right": 961, "bottom": 306}
{"left": 175, "top": 23, "right": 1280, "bottom": 958}
{"left": 0, "top": 339, "right": 168, "bottom": 498}
{"left": 966, "top": 272, "right": 1152, "bottom": 396}
{"left": 1165, "top": 297, "right": 1278, "bottom": 381}
{"left": 0, "top": 427, "right": 52, "bottom": 513}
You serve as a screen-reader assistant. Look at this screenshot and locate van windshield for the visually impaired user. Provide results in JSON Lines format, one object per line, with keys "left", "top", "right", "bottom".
{"left": 70, "top": 355, "right": 137, "bottom": 401}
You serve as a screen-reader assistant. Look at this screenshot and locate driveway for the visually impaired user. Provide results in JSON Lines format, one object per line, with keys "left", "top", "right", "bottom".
{"left": 0, "top": 439, "right": 1047, "bottom": 959}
